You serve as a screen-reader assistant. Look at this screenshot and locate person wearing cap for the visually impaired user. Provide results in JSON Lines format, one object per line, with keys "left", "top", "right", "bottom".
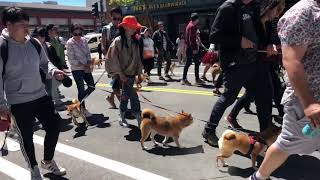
{"left": 106, "top": 16, "right": 144, "bottom": 128}
{"left": 202, "top": 0, "right": 272, "bottom": 147}
{"left": 152, "top": 21, "right": 174, "bottom": 80}
{"left": 0, "top": 7, "right": 67, "bottom": 179}
{"left": 139, "top": 27, "right": 157, "bottom": 84}
{"left": 182, "top": 13, "right": 205, "bottom": 86}
{"left": 66, "top": 24, "right": 95, "bottom": 118}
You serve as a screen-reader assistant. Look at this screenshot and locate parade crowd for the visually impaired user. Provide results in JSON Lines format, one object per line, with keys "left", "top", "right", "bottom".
{"left": 0, "top": 0, "right": 319, "bottom": 179}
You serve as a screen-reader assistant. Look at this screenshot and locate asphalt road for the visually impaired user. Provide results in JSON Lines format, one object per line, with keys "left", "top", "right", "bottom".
{"left": 0, "top": 63, "right": 319, "bottom": 180}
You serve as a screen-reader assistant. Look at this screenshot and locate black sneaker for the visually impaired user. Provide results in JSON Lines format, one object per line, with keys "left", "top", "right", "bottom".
{"left": 225, "top": 116, "right": 243, "bottom": 129}
{"left": 202, "top": 129, "right": 219, "bottom": 147}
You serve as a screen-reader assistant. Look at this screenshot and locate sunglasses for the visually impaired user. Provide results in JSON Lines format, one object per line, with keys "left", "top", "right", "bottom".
{"left": 73, "top": 32, "right": 82, "bottom": 36}
{"left": 112, "top": 17, "right": 122, "bottom": 21}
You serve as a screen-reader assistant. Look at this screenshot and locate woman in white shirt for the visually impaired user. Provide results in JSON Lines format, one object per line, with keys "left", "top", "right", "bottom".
{"left": 139, "top": 27, "right": 157, "bottom": 83}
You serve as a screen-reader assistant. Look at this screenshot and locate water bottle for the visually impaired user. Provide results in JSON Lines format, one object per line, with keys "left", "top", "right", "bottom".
{"left": 302, "top": 123, "right": 320, "bottom": 138}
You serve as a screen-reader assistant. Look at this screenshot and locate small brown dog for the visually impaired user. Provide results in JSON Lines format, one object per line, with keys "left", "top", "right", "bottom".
{"left": 135, "top": 74, "right": 147, "bottom": 91}
{"left": 211, "top": 63, "right": 221, "bottom": 81}
{"left": 140, "top": 108, "right": 193, "bottom": 150}
{"left": 216, "top": 124, "right": 281, "bottom": 169}
{"left": 91, "top": 58, "right": 103, "bottom": 69}
{"left": 66, "top": 99, "right": 89, "bottom": 127}
{"left": 169, "top": 63, "right": 176, "bottom": 76}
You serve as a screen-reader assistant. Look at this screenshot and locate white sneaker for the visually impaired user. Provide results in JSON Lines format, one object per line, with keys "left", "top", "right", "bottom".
{"left": 83, "top": 109, "right": 93, "bottom": 117}
{"left": 41, "top": 160, "right": 66, "bottom": 176}
{"left": 119, "top": 120, "right": 129, "bottom": 128}
{"left": 31, "top": 166, "right": 47, "bottom": 180}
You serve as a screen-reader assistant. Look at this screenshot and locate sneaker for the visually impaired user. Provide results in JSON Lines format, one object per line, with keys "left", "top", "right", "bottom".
{"left": 249, "top": 172, "right": 271, "bottom": 180}
{"left": 165, "top": 74, "right": 171, "bottom": 79}
{"left": 225, "top": 116, "right": 243, "bottom": 129}
{"left": 195, "top": 79, "right": 205, "bottom": 85}
{"left": 31, "top": 166, "right": 47, "bottom": 180}
{"left": 83, "top": 109, "right": 93, "bottom": 117}
{"left": 119, "top": 120, "right": 129, "bottom": 128}
{"left": 213, "top": 88, "right": 222, "bottom": 95}
{"left": 201, "top": 76, "right": 208, "bottom": 81}
{"left": 159, "top": 76, "right": 165, "bottom": 80}
{"left": 41, "top": 160, "right": 66, "bottom": 176}
{"left": 202, "top": 129, "right": 219, "bottom": 147}
{"left": 181, "top": 79, "right": 191, "bottom": 86}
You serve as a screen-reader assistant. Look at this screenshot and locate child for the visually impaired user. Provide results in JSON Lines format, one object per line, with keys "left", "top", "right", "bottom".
{"left": 201, "top": 44, "right": 218, "bottom": 81}
{"left": 106, "top": 16, "right": 144, "bottom": 128}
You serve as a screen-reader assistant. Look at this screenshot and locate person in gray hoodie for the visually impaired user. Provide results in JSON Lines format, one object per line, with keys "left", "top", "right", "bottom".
{"left": 0, "top": 7, "right": 66, "bottom": 180}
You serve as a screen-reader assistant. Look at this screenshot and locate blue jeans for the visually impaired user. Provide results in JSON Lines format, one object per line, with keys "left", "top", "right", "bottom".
{"left": 120, "top": 76, "right": 141, "bottom": 117}
{"left": 72, "top": 70, "right": 95, "bottom": 108}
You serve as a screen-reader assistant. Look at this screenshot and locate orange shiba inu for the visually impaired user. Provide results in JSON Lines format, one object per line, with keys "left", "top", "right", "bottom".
{"left": 140, "top": 108, "right": 193, "bottom": 150}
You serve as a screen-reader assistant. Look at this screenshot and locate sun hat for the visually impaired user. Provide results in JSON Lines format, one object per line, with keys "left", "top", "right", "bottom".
{"left": 119, "top": 16, "right": 142, "bottom": 29}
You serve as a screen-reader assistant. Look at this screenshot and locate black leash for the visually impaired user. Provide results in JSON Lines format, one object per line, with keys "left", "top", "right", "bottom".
{"left": 88, "top": 85, "right": 246, "bottom": 134}
{"left": 80, "top": 70, "right": 106, "bottom": 105}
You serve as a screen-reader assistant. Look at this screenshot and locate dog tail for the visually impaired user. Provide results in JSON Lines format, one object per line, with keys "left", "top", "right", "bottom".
{"left": 142, "top": 109, "right": 156, "bottom": 122}
{"left": 223, "top": 131, "right": 237, "bottom": 141}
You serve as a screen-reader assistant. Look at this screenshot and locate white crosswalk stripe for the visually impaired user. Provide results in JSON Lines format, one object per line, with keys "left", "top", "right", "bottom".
{"left": 0, "top": 135, "right": 170, "bottom": 180}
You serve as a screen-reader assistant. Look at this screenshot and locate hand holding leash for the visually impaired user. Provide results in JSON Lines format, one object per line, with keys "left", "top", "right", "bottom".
{"left": 53, "top": 69, "right": 65, "bottom": 81}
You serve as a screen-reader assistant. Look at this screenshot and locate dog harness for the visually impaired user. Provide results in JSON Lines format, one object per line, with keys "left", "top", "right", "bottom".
{"left": 246, "top": 136, "right": 257, "bottom": 156}
{"left": 246, "top": 134, "right": 268, "bottom": 155}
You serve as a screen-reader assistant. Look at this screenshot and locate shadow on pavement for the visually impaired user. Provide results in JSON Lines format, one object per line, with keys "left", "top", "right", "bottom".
{"left": 44, "top": 173, "right": 69, "bottom": 180}
{"left": 146, "top": 145, "right": 204, "bottom": 156}
{"left": 273, "top": 154, "right": 320, "bottom": 180}
{"left": 124, "top": 125, "right": 141, "bottom": 142}
{"left": 196, "top": 84, "right": 215, "bottom": 89}
{"left": 72, "top": 114, "right": 109, "bottom": 139}
{"left": 87, "top": 114, "right": 109, "bottom": 127}
{"left": 146, "top": 82, "right": 168, "bottom": 86}
{"left": 59, "top": 118, "right": 74, "bottom": 132}
{"left": 227, "top": 154, "right": 320, "bottom": 179}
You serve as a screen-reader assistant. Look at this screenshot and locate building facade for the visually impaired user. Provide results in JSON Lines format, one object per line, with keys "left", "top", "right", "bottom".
{"left": 0, "top": 1, "right": 96, "bottom": 38}
{"left": 122, "top": 0, "right": 299, "bottom": 47}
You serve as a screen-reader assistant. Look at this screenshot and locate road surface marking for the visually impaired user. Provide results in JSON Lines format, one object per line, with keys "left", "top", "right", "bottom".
{"left": 33, "top": 135, "right": 170, "bottom": 180}
{"left": 0, "top": 157, "right": 30, "bottom": 180}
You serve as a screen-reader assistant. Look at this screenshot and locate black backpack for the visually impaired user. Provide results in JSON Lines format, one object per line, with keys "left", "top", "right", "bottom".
{"left": 0, "top": 37, "right": 46, "bottom": 83}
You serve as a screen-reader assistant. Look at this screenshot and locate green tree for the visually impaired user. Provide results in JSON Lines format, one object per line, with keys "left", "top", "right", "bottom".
{"left": 109, "top": 0, "right": 154, "bottom": 30}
